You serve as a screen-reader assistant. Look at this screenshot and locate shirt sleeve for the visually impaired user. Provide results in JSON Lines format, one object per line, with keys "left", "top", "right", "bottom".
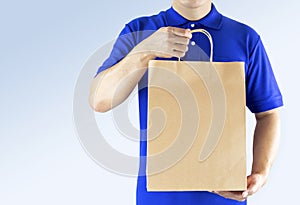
{"left": 95, "top": 24, "right": 136, "bottom": 76}
{"left": 246, "top": 37, "right": 283, "bottom": 113}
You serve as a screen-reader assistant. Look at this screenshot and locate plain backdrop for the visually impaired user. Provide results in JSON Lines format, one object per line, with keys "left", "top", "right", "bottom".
{"left": 0, "top": 0, "right": 299, "bottom": 204}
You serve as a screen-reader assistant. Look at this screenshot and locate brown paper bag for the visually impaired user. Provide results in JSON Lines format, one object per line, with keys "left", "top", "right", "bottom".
{"left": 147, "top": 29, "right": 247, "bottom": 191}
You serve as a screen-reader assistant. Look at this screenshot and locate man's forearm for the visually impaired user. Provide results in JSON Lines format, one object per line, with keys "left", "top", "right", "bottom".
{"left": 252, "top": 109, "right": 281, "bottom": 177}
{"left": 89, "top": 52, "right": 154, "bottom": 112}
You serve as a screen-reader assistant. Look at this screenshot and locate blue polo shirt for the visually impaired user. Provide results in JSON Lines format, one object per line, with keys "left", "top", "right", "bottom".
{"left": 96, "top": 4, "right": 283, "bottom": 205}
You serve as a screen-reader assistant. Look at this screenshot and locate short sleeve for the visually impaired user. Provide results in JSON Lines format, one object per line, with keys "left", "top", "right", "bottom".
{"left": 95, "top": 24, "right": 136, "bottom": 76}
{"left": 246, "top": 37, "right": 283, "bottom": 113}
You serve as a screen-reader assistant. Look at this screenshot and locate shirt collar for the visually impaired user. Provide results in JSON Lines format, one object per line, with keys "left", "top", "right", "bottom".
{"left": 165, "top": 3, "right": 223, "bottom": 30}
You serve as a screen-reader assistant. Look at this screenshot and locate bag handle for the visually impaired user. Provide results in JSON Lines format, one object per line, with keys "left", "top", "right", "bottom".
{"left": 178, "top": 29, "right": 214, "bottom": 62}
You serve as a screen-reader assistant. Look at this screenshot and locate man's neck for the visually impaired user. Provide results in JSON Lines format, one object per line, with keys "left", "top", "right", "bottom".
{"left": 172, "top": 1, "right": 212, "bottom": 21}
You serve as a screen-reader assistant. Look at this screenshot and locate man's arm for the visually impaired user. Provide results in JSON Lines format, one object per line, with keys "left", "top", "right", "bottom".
{"left": 215, "top": 108, "right": 281, "bottom": 201}
{"left": 89, "top": 52, "right": 153, "bottom": 112}
{"left": 89, "top": 27, "right": 192, "bottom": 112}
{"left": 244, "top": 108, "right": 281, "bottom": 196}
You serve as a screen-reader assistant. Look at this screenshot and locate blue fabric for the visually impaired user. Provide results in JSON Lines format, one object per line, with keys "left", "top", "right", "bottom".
{"left": 96, "top": 4, "right": 283, "bottom": 205}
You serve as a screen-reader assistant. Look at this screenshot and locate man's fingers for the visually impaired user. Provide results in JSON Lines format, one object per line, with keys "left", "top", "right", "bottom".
{"left": 143, "top": 27, "right": 191, "bottom": 58}
{"left": 245, "top": 175, "right": 260, "bottom": 196}
{"left": 167, "top": 27, "right": 192, "bottom": 39}
{"left": 214, "top": 191, "right": 246, "bottom": 202}
{"left": 170, "top": 50, "right": 186, "bottom": 58}
{"left": 214, "top": 174, "right": 267, "bottom": 201}
{"left": 169, "top": 37, "right": 190, "bottom": 58}
{"left": 175, "top": 36, "right": 191, "bottom": 45}
{"left": 173, "top": 43, "right": 189, "bottom": 53}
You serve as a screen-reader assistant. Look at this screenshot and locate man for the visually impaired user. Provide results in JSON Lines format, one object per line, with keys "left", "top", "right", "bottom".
{"left": 89, "top": 0, "right": 283, "bottom": 204}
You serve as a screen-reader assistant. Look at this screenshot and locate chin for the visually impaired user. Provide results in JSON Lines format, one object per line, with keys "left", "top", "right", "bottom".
{"left": 181, "top": 0, "right": 210, "bottom": 8}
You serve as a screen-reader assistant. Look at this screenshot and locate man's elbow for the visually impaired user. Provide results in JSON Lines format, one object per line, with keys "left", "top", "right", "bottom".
{"left": 89, "top": 95, "right": 112, "bottom": 113}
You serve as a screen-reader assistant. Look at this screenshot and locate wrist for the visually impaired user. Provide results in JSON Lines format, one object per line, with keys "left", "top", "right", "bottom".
{"left": 128, "top": 49, "right": 156, "bottom": 68}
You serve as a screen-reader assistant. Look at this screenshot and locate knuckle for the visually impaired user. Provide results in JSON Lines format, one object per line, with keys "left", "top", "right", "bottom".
{"left": 166, "top": 26, "right": 173, "bottom": 33}
{"left": 185, "top": 46, "right": 189, "bottom": 52}
{"left": 185, "top": 38, "right": 190, "bottom": 45}
{"left": 248, "top": 190, "right": 255, "bottom": 195}
{"left": 179, "top": 52, "right": 185, "bottom": 58}
{"left": 167, "top": 33, "right": 175, "bottom": 41}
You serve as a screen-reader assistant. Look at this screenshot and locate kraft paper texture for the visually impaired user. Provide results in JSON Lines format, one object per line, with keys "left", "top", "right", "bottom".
{"left": 147, "top": 60, "right": 247, "bottom": 191}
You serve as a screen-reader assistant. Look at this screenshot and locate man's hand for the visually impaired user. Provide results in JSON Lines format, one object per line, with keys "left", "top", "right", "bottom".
{"left": 213, "top": 172, "right": 268, "bottom": 202}
{"left": 213, "top": 109, "right": 280, "bottom": 202}
{"left": 131, "top": 27, "right": 192, "bottom": 59}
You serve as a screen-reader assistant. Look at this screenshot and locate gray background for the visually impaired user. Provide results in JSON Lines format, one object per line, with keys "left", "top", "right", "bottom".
{"left": 0, "top": 0, "right": 299, "bottom": 204}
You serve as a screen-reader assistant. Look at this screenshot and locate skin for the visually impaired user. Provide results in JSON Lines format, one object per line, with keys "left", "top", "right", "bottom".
{"left": 172, "top": 0, "right": 212, "bottom": 20}
{"left": 214, "top": 108, "right": 281, "bottom": 201}
{"left": 89, "top": 0, "right": 281, "bottom": 202}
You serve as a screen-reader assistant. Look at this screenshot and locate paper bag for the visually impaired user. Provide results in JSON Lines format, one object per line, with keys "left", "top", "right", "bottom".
{"left": 146, "top": 29, "right": 247, "bottom": 191}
